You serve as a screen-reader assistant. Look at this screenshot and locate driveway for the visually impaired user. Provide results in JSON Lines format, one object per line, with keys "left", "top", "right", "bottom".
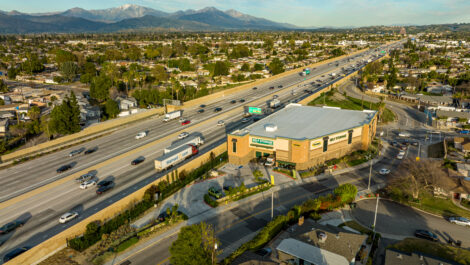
{"left": 352, "top": 199, "right": 470, "bottom": 247}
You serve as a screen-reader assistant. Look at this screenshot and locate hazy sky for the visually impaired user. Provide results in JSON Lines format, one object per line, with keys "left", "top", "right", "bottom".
{"left": 2, "top": 0, "right": 470, "bottom": 27}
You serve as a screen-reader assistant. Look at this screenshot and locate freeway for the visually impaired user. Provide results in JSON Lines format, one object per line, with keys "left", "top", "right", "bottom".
{"left": 0, "top": 45, "right": 395, "bottom": 203}
{"left": 0, "top": 41, "right": 404, "bottom": 262}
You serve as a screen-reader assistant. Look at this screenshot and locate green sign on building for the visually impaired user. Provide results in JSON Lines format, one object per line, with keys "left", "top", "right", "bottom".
{"left": 252, "top": 138, "right": 273, "bottom": 146}
{"left": 248, "top": 107, "right": 262, "bottom": 114}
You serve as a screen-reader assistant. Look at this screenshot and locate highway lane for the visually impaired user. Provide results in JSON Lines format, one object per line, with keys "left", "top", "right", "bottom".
{"left": 0, "top": 41, "right": 404, "bottom": 261}
{"left": 0, "top": 46, "right": 387, "bottom": 202}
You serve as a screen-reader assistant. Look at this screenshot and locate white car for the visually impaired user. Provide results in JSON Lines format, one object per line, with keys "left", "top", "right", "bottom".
{"left": 80, "top": 180, "right": 96, "bottom": 189}
{"left": 217, "top": 120, "right": 225, "bottom": 126}
{"left": 135, "top": 132, "right": 147, "bottom": 139}
{"left": 178, "top": 132, "right": 189, "bottom": 139}
{"left": 379, "top": 168, "right": 390, "bottom": 175}
{"left": 449, "top": 217, "right": 470, "bottom": 227}
{"left": 178, "top": 117, "right": 186, "bottom": 123}
{"left": 399, "top": 150, "right": 406, "bottom": 156}
{"left": 396, "top": 153, "right": 404, "bottom": 160}
{"left": 59, "top": 212, "right": 78, "bottom": 223}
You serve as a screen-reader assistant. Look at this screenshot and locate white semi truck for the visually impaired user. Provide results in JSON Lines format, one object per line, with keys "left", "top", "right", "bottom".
{"left": 163, "top": 110, "right": 182, "bottom": 122}
{"left": 164, "top": 135, "right": 204, "bottom": 154}
{"left": 155, "top": 144, "right": 198, "bottom": 172}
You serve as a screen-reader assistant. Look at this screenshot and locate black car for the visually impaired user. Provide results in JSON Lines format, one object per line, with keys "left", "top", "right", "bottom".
{"left": 0, "top": 221, "right": 23, "bottom": 234}
{"left": 131, "top": 157, "right": 145, "bottom": 165}
{"left": 230, "top": 100, "right": 237, "bottom": 104}
{"left": 84, "top": 148, "right": 96, "bottom": 155}
{"left": 200, "top": 104, "right": 206, "bottom": 108}
{"left": 414, "top": 229, "right": 438, "bottom": 241}
{"left": 278, "top": 85, "right": 283, "bottom": 88}
{"left": 252, "top": 87, "right": 258, "bottom": 90}
{"left": 56, "top": 164, "right": 72, "bottom": 173}
{"left": 3, "top": 247, "right": 30, "bottom": 262}
{"left": 214, "top": 107, "right": 222, "bottom": 112}
{"left": 269, "top": 86, "right": 275, "bottom": 90}
{"left": 97, "top": 180, "right": 113, "bottom": 188}
{"left": 96, "top": 182, "right": 113, "bottom": 195}
{"left": 239, "top": 99, "right": 245, "bottom": 103}
{"left": 197, "top": 109, "right": 205, "bottom": 114}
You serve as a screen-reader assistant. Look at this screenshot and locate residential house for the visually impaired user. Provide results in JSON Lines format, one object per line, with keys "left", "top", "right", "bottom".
{"left": 454, "top": 137, "right": 466, "bottom": 150}
{"left": 427, "top": 85, "right": 453, "bottom": 95}
{"left": 385, "top": 249, "right": 458, "bottom": 265}
{"left": 433, "top": 169, "right": 470, "bottom": 200}
{"left": 457, "top": 163, "right": 470, "bottom": 178}
{"left": 116, "top": 97, "right": 138, "bottom": 110}
{"left": 0, "top": 95, "right": 12, "bottom": 105}
{"left": 275, "top": 221, "right": 367, "bottom": 265}
{"left": 0, "top": 119, "right": 9, "bottom": 136}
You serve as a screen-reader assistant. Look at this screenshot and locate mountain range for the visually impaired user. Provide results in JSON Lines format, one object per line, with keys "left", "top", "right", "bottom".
{"left": 0, "top": 4, "right": 300, "bottom": 33}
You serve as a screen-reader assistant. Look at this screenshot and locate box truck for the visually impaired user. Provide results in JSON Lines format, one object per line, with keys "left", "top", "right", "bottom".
{"left": 163, "top": 110, "right": 182, "bottom": 122}
{"left": 155, "top": 145, "right": 198, "bottom": 172}
{"left": 164, "top": 135, "right": 204, "bottom": 154}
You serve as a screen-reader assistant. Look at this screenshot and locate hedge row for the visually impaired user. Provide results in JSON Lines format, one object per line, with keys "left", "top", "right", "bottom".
{"left": 68, "top": 151, "right": 228, "bottom": 252}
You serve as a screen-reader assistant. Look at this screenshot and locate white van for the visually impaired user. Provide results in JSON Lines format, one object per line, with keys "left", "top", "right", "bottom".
{"left": 398, "top": 132, "right": 411, "bottom": 138}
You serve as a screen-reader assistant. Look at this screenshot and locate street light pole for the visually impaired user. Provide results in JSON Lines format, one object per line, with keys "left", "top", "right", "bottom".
{"left": 372, "top": 194, "right": 380, "bottom": 243}
{"left": 212, "top": 243, "right": 218, "bottom": 265}
{"left": 368, "top": 156, "right": 372, "bottom": 191}
{"left": 271, "top": 191, "right": 274, "bottom": 220}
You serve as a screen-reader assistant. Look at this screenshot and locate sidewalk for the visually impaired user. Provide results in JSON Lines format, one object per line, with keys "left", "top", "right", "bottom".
{"left": 106, "top": 145, "right": 391, "bottom": 265}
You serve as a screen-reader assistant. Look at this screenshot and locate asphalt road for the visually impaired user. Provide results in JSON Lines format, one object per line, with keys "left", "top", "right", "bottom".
{"left": 352, "top": 199, "right": 470, "bottom": 247}
{"left": 0, "top": 41, "right": 405, "bottom": 261}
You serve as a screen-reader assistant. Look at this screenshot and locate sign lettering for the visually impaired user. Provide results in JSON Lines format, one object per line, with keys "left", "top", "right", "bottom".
{"left": 251, "top": 138, "right": 273, "bottom": 146}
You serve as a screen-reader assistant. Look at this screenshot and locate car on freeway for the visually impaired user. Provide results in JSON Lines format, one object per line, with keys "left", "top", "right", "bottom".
{"left": 448, "top": 216, "right": 470, "bottom": 227}
{"left": 181, "top": 120, "right": 191, "bottom": 125}
{"left": 84, "top": 148, "right": 97, "bottom": 155}
{"left": 396, "top": 153, "right": 404, "bottom": 160}
{"left": 391, "top": 141, "right": 398, "bottom": 147}
{"left": 214, "top": 107, "right": 222, "bottom": 112}
{"left": 59, "top": 212, "right": 79, "bottom": 223}
{"left": 96, "top": 181, "right": 114, "bottom": 195}
{"left": 411, "top": 141, "right": 419, "bottom": 146}
{"left": 80, "top": 180, "right": 97, "bottom": 189}
{"left": 414, "top": 229, "right": 438, "bottom": 241}
{"left": 379, "top": 169, "right": 390, "bottom": 175}
{"left": 253, "top": 116, "right": 263, "bottom": 122}
{"left": 278, "top": 85, "right": 283, "bottom": 88}
{"left": 230, "top": 100, "right": 237, "bottom": 104}
{"left": 3, "top": 247, "right": 31, "bottom": 262}
{"left": 208, "top": 187, "right": 222, "bottom": 199}
{"left": 217, "top": 120, "right": 225, "bottom": 126}
{"left": 252, "top": 87, "right": 257, "bottom": 90}
{"left": 131, "top": 157, "right": 145, "bottom": 165}
{"left": 200, "top": 104, "right": 206, "bottom": 108}
{"left": 178, "top": 132, "right": 189, "bottom": 139}
{"left": 273, "top": 95, "right": 279, "bottom": 99}
{"left": 97, "top": 180, "right": 113, "bottom": 188}
{"left": 69, "top": 149, "right": 83, "bottom": 157}
{"left": 242, "top": 118, "right": 251, "bottom": 123}
{"left": 197, "top": 109, "right": 205, "bottom": 114}
{"left": 135, "top": 131, "right": 147, "bottom": 139}
{"left": 239, "top": 99, "right": 245, "bottom": 103}
{"left": 75, "top": 173, "right": 95, "bottom": 183}
{"left": 0, "top": 221, "right": 24, "bottom": 234}
{"left": 269, "top": 86, "right": 274, "bottom": 90}
{"left": 56, "top": 164, "right": 72, "bottom": 173}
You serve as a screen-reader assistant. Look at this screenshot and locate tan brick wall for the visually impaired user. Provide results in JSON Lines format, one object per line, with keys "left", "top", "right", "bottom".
{"left": 7, "top": 143, "right": 227, "bottom": 265}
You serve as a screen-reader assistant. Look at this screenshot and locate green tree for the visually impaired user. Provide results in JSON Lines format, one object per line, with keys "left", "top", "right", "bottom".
{"left": 253, "top": 63, "right": 264, "bottom": 71}
{"left": 170, "top": 222, "right": 221, "bottom": 265}
{"left": 104, "top": 99, "right": 120, "bottom": 119}
{"left": 268, "top": 58, "right": 285, "bottom": 75}
{"left": 240, "top": 63, "right": 250, "bottom": 72}
{"left": 229, "top": 45, "right": 252, "bottom": 59}
{"left": 27, "top": 105, "right": 41, "bottom": 120}
{"left": 0, "top": 79, "right": 8, "bottom": 93}
{"left": 213, "top": 61, "right": 229, "bottom": 76}
{"left": 7, "top": 67, "right": 18, "bottom": 80}
{"left": 151, "top": 65, "right": 169, "bottom": 83}
{"left": 90, "top": 75, "right": 112, "bottom": 102}
{"left": 55, "top": 49, "right": 77, "bottom": 66}
{"left": 21, "top": 53, "right": 45, "bottom": 74}
{"left": 334, "top": 183, "right": 358, "bottom": 204}
{"left": 49, "top": 92, "right": 81, "bottom": 135}
{"left": 60, "top": 61, "right": 79, "bottom": 82}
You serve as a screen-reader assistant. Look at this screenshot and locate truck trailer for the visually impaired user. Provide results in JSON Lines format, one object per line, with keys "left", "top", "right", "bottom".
{"left": 164, "top": 135, "right": 204, "bottom": 154}
{"left": 163, "top": 110, "right": 182, "bottom": 122}
{"left": 269, "top": 99, "right": 281, "bottom": 109}
{"left": 155, "top": 144, "right": 198, "bottom": 172}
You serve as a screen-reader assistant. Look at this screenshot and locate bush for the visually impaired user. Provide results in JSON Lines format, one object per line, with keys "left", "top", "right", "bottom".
{"left": 273, "top": 168, "right": 292, "bottom": 177}
{"left": 310, "top": 212, "right": 322, "bottom": 221}
{"left": 334, "top": 183, "right": 358, "bottom": 204}
{"left": 248, "top": 215, "right": 288, "bottom": 250}
{"left": 116, "top": 236, "right": 139, "bottom": 252}
{"left": 204, "top": 194, "right": 219, "bottom": 208}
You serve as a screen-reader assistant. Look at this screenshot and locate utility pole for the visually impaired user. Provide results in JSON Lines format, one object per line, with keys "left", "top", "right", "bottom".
{"left": 368, "top": 157, "right": 373, "bottom": 191}
{"left": 271, "top": 191, "right": 274, "bottom": 220}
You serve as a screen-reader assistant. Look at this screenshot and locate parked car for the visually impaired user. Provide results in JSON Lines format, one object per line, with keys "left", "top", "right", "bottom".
{"left": 414, "top": 229, "right": 438, "bottom": 241}
{"left": 379, "top": 169, "right": 390, "bottom": 175}
{"left": 217, "top": 120, "right": 225, "bottom": 126}
{"left": 80, "top": 180, "right": 97, "bottom": 189}
{"left": 75, "top": 173, "right": 95, "bottom": 183}
{"left": 197, "top": 109, "right": 205, "bottom": 114}
{"left": 59, "top": 212, "right": 78, "bottom": 223}
{"left": 69, "top": 149, "right": 82, "bottom": 157}
{"left": 96, "top": 182, "right": 113, "bottom": 195}
{"left": 3, "top": 247, "right": 31, "bottom": 262}
{"left": 157, "top": 211, "right": 169, "bottom": 222}
{"left": 178, "top": 132, "right": 189, "bottom": 139}
{"left": 208, "top": 187, "right": 222, "bottom": 199}
{"left": 255, "top": 247, "right": 272, "bottom": 257}
{"left": 214, "top": 107, "right": 222, "bottom": 112}
{"left": 84, "top": 148, "right": 97, "bottom": 155}
{"left": 135, "top": 132, "right": 147, "bottom": 139}
{"left": 56, "top": 164, "right": 72, "bottom": 173}
{"left": 396, "top": 153, "right": 404, "bottom": 160}
{"left": 449, "top": 216, "right": 470, "bottom": 227}
{"left": 131, "top": 157, "right": 145, "bottom": 165}
{"left": 0, "top": 221, "right": 23, "bottom": 234}
{"left": 181, "top": 120, "right": 191, "bottom": 125}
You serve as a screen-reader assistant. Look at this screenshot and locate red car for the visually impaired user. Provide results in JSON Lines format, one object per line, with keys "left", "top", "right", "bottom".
{"left": 181, "top": 120, "right": 191, "bottom": 125}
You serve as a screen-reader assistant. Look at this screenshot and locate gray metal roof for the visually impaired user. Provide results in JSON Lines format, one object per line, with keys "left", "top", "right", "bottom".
{"left": 276, "top": 238, "right": 349, "bottom": 265}
{"left": 233, "top": 104, "right": 376, "bottom": 140}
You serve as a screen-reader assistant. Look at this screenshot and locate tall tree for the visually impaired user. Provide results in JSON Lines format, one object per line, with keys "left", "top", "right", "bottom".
{"left": 90, "top": 75, "right": 112, "bottom": 103}
{"left": 49, "top": 92, "right": 81, "bottom": 135}
{"left": 268, "top": 58, "right": 285, "bottom": 75}
{"left": 0, "top": 79, "right": 8, "bottom": 93}
{"left": 60, "top": 61, "right": 79, "bottom": 82}
{"left": 170, "top": 222, "right": 221, "bottom": 265}
{"left": 104, "top": 99, "right": 120, "bottom": 119}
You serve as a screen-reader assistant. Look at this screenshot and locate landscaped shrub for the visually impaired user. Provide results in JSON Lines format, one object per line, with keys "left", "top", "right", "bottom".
{"left": 115, "top": 236, "right": 139, "bottom": 252}
{"left": 204, "top": 194, "right": 219, "bottom": 208}
{"left": 248, "top": 215, "right": 289, "bottom": 250}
